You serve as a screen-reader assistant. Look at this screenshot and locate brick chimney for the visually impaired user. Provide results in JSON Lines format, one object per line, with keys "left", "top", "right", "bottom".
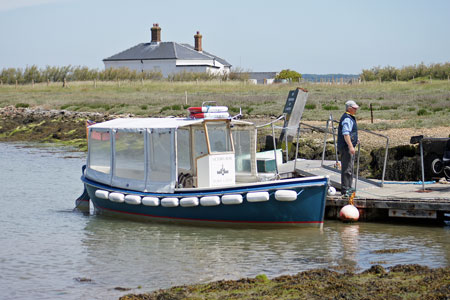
{"left": 151, "top": 23, "right": 161, "bottom": 43}
{"left": 194, "top": 31, "right": 202, "bottom": 52}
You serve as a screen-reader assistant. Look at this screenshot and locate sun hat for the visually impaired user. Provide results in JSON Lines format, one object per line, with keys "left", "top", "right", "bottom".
{"left": 345, "top": 100, "right": 359, "bottom": 109}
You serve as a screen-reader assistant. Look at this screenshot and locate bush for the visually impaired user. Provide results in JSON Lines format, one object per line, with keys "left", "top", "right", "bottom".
{"left": 417, "top": 109, "right": 430, "bottom": 116}
{"left": 276, "top": 69, "right": 302, "bottom": 82}
{"left": 15, "top": 103, "right": 29, "bottom": 108}
{"left": 305, "top": 103, "right": 316, "bottom": 110}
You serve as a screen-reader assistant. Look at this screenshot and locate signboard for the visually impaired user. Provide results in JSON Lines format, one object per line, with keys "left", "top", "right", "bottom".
{"left": 279, "top": 88, "right": 309, "bottom": 144}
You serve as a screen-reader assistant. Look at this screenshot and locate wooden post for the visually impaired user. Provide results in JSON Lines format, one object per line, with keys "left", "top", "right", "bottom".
{"left": 63, "top": 77, "right": 66, "bottom": 88}
{"left": 370, "top": 103, "right": 373, "bottom": 124}
{"left": 141, "top": 78, "right": 144, "bottom": 85}
{"left": 430, "top": 75, "right": 432, "bottom": 83}
{"left": 185, "top": 91, "right": 188, "bottom": 105}
{"left": 15, "top": 80, "right": 18, "bottom": 89}
{"left": 32, "top": 79, "right": 35, "bottom": 88}
{"left": 47, "top": 79, "right": 50, "bottom": 86}
{"left": 94, "top": 79, "right": 97, "bottom": 88}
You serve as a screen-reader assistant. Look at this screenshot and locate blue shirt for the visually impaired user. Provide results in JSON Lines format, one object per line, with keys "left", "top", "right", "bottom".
{"left": 341, "top": 115, "right": 354, "bottom": 136}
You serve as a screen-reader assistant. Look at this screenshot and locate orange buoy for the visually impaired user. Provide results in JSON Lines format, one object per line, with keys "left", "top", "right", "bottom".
{"left": 339, "top": 204, "right": 360, "bottom": 222}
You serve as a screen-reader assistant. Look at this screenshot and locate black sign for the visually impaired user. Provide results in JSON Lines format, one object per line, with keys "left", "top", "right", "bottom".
{"left": 283, "top": 89, "right": 299, "bottom": 114}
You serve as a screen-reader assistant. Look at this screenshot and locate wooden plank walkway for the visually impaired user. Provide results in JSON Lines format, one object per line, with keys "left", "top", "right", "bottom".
{"left": 279, "top": 159, "right": 450, "bottom": 222}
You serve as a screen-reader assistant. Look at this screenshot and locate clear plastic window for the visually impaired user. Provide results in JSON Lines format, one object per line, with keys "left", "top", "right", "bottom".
{"left": 207, "top": 122, "right": 232, "bottom": 153}
{"left": 194, "top": 128, "right": 208, "bottom": 157}
{"left": 88, "top": 129, "right": 111, "bottom": 174}
{"left": 232, "top": 130, "right": 251, "bottom": 172}
{"left": 148, "top": 130, "right": 172, "bottom": 182}
{"left": 177, "top": 129, "right": 191, "bottom": 170}
{"left": 114, "top": 131, "right": 145, "bottom": 180}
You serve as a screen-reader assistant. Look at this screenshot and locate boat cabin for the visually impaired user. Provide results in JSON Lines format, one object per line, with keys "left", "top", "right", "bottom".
{"left": 85, "top": 118, "right": 259, "bottom": 193}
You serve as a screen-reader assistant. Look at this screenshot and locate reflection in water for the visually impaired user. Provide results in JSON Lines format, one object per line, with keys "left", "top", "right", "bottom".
{"left": 0, "top": 142, "right": 449, "bottom": 300}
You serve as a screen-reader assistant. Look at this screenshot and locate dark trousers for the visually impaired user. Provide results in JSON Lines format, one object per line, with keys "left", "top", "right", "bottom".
{"left": 339, "top": 148, "right": 354, "bottom": 194}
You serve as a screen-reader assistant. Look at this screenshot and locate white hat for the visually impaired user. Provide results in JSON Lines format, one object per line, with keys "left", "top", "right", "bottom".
{"left": 345, "top": 100, "right": 359, "bottom": 109}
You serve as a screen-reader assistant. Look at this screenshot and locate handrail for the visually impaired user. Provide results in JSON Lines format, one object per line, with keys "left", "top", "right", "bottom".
{"left": 316, "top": 117, "right": 390, "bottom": 187}
{"left": 255, "top": 115, "right": 285, "bottom": 128}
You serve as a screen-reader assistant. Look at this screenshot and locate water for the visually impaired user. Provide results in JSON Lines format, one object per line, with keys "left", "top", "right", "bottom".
{"left": 0, "top": 142, "right": 449, "bottom": 300}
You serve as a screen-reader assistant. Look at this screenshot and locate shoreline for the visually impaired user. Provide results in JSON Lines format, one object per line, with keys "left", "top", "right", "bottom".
{"left": 1, "top": 105, "right": 448, "bottom": 181}
{"left": 118, "top": 264, "right": 450, "bottom": 300}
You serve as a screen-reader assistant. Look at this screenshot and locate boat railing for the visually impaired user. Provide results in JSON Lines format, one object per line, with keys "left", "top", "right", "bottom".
{"left": 303, "top": 114, "right": 390, "bottom": 188}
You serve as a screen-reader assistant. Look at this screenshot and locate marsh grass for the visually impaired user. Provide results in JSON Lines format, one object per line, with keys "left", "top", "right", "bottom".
{"left": 1, "top": 80, "right": 449, "bottom": 128}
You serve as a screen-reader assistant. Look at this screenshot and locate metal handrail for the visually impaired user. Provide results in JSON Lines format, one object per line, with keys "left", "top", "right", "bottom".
{"left": 318, "top": 117, "right": 390, "bottom": 187}
{"left": 255, "top": 115, "right": 285, "bottom": 128}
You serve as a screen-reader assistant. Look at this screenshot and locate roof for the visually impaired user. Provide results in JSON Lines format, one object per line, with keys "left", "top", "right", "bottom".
{"left": 89, "top": 118, "right": 204, "bottom": 129}
{"left": 89, "top": 117, "right": 255, "bottom": 130}
{"left": 247, "top": 72, "right": 278, "bottom": 81}
{"left": 104, "top": 42, "right": 231, "bottom": 67}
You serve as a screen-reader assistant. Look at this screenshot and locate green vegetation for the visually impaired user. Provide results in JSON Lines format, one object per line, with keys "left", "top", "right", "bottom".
{"left": 0, "top": 79, "right": 449, "bottom": 130}
{"left": 276, "top": 69, "right": 302, "bottom": 82}
{"left": 361, "top": 62, "right": 450, "bottom": 82}
{"left": 119, "top": 265, "right": 450, "bottom": 300}
{"left": 0, "top": 65, "right": 250, "bottom": 84}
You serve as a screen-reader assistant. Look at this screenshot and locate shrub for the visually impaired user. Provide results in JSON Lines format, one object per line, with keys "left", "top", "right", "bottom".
{"left": 305, "top": 103, "right": 316, "bottom": 110}
{"left": 15, "top": 103, "right": 29, "bottom": 108}
{"left": 322, "top": 104, "right": 339, "bottom": 111}
{"left": 417, "top": 109, "right": 429, "bottom": 116}
{"left": 276, "top": 69, "right": 302, "bottom": 82}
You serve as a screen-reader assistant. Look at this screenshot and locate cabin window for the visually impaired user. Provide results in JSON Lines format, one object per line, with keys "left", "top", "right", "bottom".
{"left": 207, "top": 122, "right": 232, "bottom": 153}
{"left": 232, "top": 130, "right": 252, "bottom": 173}
{"left": 177, "top": 128, "right": 191, "bottom": 170}
{"left": 114, "top": 131, "right": 145, "bottom": 180}
{"left": 148, "top": 129, "right": 172, "bottom": 182}
{"left": 88, "top": 129, "right": 111, "bottom": 174}
{"left": 194, "top": 128, "right": 208, "bottom": 158}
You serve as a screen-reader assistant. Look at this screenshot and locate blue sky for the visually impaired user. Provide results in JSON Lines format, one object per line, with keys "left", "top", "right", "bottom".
{"left": 0, "top": 0, "right": 449, "bottom": 74}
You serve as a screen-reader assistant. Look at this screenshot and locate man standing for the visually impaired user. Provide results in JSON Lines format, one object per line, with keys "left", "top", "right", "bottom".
{"left": 337, "top": 100, "right": 359, "bottom": 196}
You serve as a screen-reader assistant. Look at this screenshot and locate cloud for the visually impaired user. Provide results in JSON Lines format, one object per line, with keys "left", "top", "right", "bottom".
{"left": 0, "top": 0, "right": 69, "bottom": 12}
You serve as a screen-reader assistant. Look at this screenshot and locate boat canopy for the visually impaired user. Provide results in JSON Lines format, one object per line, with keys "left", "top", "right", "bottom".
{"left": 85, "top": 117, "right": 257, "bottom": 193}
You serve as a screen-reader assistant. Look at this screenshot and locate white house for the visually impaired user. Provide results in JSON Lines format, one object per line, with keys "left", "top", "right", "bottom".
{"left": 103, "top": 24, "right": 231, "bottom": 77}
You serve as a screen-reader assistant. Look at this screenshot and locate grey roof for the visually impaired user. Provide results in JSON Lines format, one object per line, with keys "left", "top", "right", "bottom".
{"left": 104, "top": 41, "right": 231, "bottom": 66}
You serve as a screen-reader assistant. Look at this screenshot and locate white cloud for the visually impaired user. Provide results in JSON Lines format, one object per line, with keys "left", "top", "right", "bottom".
{"left": 0, "top": 0, "right": 69, "bottom": 12}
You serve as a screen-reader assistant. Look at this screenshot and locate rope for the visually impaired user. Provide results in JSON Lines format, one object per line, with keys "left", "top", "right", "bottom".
{"left": 383, "top": 181, "right": 436, "bottom": 185}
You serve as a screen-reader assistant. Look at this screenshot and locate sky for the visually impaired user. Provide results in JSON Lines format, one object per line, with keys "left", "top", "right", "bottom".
{"left": 0, "top": 0, "right": 449, "bottom": 74}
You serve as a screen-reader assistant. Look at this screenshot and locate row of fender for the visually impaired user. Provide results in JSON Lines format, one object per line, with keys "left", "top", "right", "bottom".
{"left": 94, "top": 189, "right": 303, "bottom": 208}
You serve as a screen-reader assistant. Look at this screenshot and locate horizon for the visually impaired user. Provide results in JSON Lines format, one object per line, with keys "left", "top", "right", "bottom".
{"left": 0, "top": 0, "right": 449, "bottom": 74}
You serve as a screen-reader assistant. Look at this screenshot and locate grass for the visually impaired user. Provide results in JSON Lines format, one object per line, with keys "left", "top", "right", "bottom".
{"left": 1, "top": 79, "right": 449, "bottom": 129}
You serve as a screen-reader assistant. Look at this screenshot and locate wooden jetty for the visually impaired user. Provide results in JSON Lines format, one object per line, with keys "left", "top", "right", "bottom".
{"left": 280, "top": 160, "right": 450, "bottom": 223}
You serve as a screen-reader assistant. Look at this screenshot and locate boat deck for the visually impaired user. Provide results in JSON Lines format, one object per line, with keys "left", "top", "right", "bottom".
{"left": 279, "top": 159, "right": 450, "bottom": 222}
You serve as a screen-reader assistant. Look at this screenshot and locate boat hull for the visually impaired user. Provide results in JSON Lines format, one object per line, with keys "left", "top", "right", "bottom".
{"left": 82, "top": 176, "right": 328, "bottom": 227}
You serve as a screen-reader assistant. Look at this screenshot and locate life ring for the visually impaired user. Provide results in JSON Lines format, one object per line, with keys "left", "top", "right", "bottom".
{"left": 188, "top": 106, "right": 228, "bottom": 113}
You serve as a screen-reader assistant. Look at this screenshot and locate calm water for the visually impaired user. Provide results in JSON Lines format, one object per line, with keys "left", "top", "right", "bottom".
{"left": 0, "top": 142, "right": 449, "bottom": 300}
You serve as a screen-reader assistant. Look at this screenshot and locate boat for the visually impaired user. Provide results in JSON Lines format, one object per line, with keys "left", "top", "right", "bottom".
{"left": 77, "top": 100, "right": 329, "bottom": 227}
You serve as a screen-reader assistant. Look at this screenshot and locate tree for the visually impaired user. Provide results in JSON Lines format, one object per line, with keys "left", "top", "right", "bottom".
{"left": 276, "top": 69, "right": 302, "bottom": 82}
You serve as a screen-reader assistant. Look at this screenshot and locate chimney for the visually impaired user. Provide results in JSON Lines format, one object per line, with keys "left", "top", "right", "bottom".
{"left": 151, "top": 23, "right": 161, "bottom": 43}
{"left": 194, "top": 31, "right": 202, "bottom": 52}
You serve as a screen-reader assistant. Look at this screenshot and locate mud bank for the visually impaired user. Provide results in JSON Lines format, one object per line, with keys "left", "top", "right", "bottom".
{"left": 119, "top": 264, "right": 449, "bottom": 300}
{"left": 0, "top": 106, "right": 117, "bottom": 150}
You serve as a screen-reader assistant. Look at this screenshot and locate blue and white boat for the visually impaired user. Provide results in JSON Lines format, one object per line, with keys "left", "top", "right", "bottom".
{"left": 78, "top": 112, "right": 329, "bottom": 227}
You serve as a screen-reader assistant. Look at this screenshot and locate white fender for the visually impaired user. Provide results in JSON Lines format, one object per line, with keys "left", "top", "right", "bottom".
{"left": 161, "top": 197, "right": 179, "bottom": 207}
{"left": 246, "top": 191, "right": 270, "bottom": 202}
{"left": 221, "top": 194, "right": 243, "bottom": 205}
{"left": 124, "top": 195, "right": 141, "bottom": 205}
{"left": 109, "top": 192, "right": 125, "bottom": 203}
{"left": 142, "top": 197, "right": 159, "bottom": 206}
{"left": 180, "top": 197, "right": 199, "bottom": 207}
{"left": 328, "top": 186, "right": 337, "bottom": 196}
{"left": 200, "top": 196, "right": 221, "bottom": 206}
{"left": 95, "top": 190, "right": 109, "bottom": 200}
{"left": 275, "top": 190, "right": 297, "bottom": 201}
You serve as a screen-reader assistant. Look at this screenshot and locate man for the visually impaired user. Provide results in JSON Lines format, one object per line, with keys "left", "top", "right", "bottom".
{"left": 337, "top": 100, "right": 359, "bottom": 196}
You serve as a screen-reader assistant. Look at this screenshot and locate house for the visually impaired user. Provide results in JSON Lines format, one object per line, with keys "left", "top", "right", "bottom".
{"left": 103, "top": 24, "right": 231, "bottom": 77}
{"left": 247, "top": 72, "right": 278, "bottom": 84}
